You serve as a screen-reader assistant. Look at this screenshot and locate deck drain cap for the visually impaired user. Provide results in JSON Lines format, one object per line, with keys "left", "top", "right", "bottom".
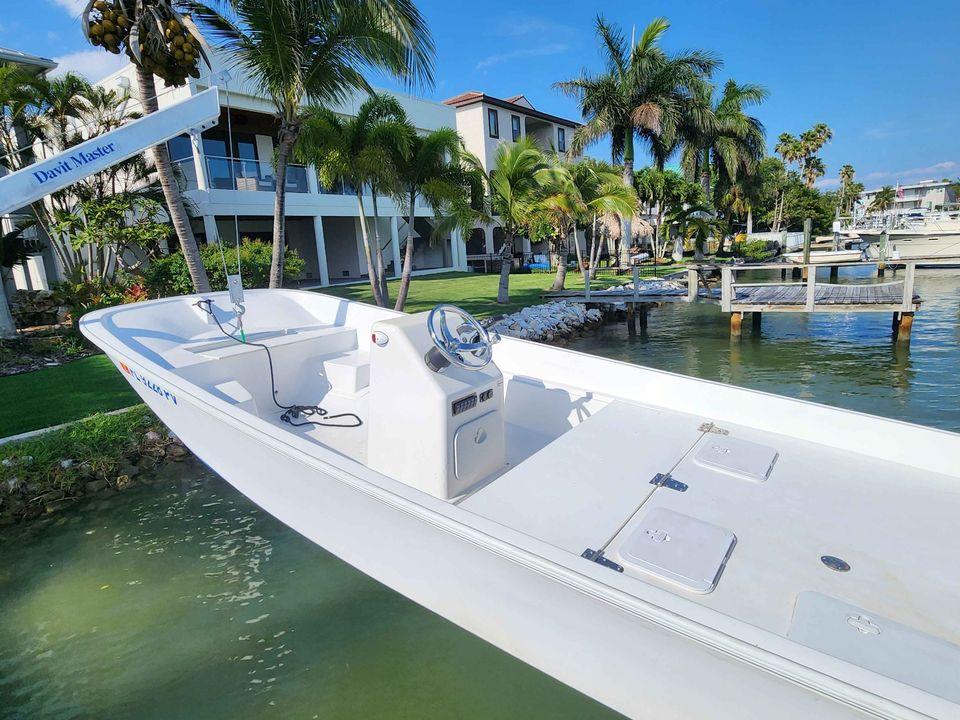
{"left": 821, "top": 555, "right": 850, "bottom": 572}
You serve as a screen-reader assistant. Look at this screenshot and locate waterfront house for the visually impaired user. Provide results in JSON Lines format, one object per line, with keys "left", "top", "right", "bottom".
{"left": 443, "top": 91, "right": 581, "bottom": 269}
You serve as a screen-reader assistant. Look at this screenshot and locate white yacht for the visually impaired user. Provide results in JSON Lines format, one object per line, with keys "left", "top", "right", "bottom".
{"left": 856, "top": 211, "right": 960, "bottom": 265}
{"left": 80, "top": 290, "right": 960, "bottom": 719}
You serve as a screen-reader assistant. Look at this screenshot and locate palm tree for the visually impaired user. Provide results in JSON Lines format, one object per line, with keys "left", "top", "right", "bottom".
{"left": 190, "top": 0, "right": 434, "bottom": 288}
{"left": 556, "top": 16, "right": 718, "bottom": 249}
{"left": 469, "top": 139, "right": 545, "bottom": 304}
{"left": 662, "top": 203, "right": 722, "bottom": 261}
{"left": 838, "top": 164, "right": 855, "bottom": 214}
{"left": 296, "top": 94, "right": 414, "bottom": 307}
{"left": 802, "top": 156, "right": 826, "bottom": 188}
{"left": 81, "top": 0, "right": 210, "bottom": 292}
{"left": 681, "top": 79, "right": 767, "bottom": 208}
{"left": 798, "top": 123, "right": 833, "bottom": 188}
{"left": 539, "top": 157, "right": 636, "bottom": 290}
{"left": 870, "top": 186, "right": 896, "bottom": 215}
{"left": 394, "top": 128, "right": 486, "bottom": 311}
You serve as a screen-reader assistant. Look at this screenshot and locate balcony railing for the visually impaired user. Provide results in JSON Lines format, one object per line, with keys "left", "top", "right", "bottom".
{"left": 203, "top": 155, "right": 309, "bottom": 193}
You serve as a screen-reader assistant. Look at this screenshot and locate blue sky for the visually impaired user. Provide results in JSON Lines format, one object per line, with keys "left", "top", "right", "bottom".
{"left": 4, "top": 0, "right": 957, "bottom": 190}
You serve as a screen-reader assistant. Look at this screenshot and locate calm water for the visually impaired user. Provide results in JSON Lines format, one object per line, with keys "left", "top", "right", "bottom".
{"left": 1, "top": 268, "right": 958, "bottom": 719}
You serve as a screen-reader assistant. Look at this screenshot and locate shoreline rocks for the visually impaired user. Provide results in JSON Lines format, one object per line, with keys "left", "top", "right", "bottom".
{"left": 486, "top": 301, "right": 606, "bottom": 344}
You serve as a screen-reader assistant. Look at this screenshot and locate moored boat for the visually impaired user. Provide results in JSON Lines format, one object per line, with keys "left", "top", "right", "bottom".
{"left": 782, "top": 249, "right": 865, "bottom": 264}
{"left": 80, "top": 290, "right": 960, "bottom": 719}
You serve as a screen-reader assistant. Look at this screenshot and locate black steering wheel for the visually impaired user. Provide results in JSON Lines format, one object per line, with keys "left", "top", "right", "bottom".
{"left": 426, "top": 304, "right": 497, "bottom": 371}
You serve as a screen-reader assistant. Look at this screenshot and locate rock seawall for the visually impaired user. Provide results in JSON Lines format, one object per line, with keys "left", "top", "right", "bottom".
{"left": 486, "top": 301, "right": 604, "bottom": 344}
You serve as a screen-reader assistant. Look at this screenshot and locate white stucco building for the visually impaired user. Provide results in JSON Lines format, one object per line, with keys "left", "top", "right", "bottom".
{"left": 94, "top": 52, "right": 472, "bottom": 288}
{"left": 859, "top": 179, "right": 958, "bottom": 217}
{"left": 442, "top": 91, "right": 580, "bottom": 266}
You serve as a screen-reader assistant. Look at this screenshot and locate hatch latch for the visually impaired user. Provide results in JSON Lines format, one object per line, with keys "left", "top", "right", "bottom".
{"left": 649, "top": 472, "right": 688, "bottom": 492}
{"left": 581, "top": 548, "right": 624, "bottom": 573}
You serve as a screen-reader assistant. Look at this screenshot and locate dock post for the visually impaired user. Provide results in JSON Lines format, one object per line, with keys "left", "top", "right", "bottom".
{"left": 892, "top": 312, "right": 901, "bottom": 332}
{"left": 730, "top": 311, "right": 743, "bottom": 338}
{"left": 752, "top": 312, "right": 762, "bottom": 333}
{"left": 901, "top": 261, "right": 916, "bottom": 311}
{"left": 686, "top": 267, "right": 698, "bottom": 302}
{"left": 638, "top": 303, "right": 648, "bottom": 333}
{"left": 878, "top": 232, "right": 888, "bottom": 275}
{"left": 897, "top": 312, "right": 914, "bottom": 342}
{"left": 805, "top": 267, "right": 817, "bottom": 311}
{"left": 626, "top": 305, "right": 637, "bottom": 335}
{"left": 781, "top": 268, "right": 787, "bottom": 280}
{"left": 792, "top": 267, "right": 802, "bottom": 280}
{"left": 829, "top": 265, "right": 839, "bottom": 280}
{"left": 720, "top": 266, "right": 733, "bottom": 312}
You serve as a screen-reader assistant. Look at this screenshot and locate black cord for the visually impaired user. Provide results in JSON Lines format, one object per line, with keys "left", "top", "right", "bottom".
{"left": 194, "top": 300, "right": 362, "bottom": 429}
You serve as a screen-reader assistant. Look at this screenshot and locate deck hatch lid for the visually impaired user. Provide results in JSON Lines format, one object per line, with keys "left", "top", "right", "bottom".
{"left": 693, "top": 435, "right": 778, "bottom": 482}
{"left": 616, "top": 508, "right": 736, "bottom": 593}
{"left": 789, "top": 592, "right": 960, "bottom": 703}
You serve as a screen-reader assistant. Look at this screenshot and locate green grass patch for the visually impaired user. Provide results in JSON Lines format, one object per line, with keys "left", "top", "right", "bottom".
{"left": 0, "top": 355, "right": 139, "bottom": 438}
{"left": 320, "top": 268, "right": 679, "bottom": 318}
{"left": 0, "top": 406, "right": 175, "bottom": 522}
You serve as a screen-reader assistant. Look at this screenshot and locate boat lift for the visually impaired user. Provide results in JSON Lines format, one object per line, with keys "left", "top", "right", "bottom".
{"left": 0, "top": 87, "right": 220, "bottom": 217}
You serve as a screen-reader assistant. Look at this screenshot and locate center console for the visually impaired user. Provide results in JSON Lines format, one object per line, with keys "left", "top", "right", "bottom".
{"left": 366, "top": 313, "right": 506, "bottom": 499}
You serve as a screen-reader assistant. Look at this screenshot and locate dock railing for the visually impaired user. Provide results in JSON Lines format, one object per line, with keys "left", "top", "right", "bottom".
{"left": 714, "top": 259, "right": 918, "bottom": 312}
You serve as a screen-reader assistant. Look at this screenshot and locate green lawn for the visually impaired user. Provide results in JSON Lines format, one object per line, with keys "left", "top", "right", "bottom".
{"left": 320, "top": 268, "right": 672, "bottom": 318}
{"left": 0, "top": 266, "right": 679, "bottom": 438}
{"left": 0, "top": 355, "right": 139, "bottom": 438}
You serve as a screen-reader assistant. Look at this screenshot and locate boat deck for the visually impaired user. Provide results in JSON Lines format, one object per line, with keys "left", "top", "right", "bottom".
{"left": 461, "top": 397, "right": 960, "bottom": 699}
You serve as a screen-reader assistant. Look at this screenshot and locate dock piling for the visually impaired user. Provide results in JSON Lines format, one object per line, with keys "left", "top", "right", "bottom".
{"left": 730, "top": 311, "right": 743, "bottom": 338}
{"left": 752, "top": 312, "right": 762, "bottom": 333}
{"left": 896, "top": 312, "right": 914, "bottom": 342}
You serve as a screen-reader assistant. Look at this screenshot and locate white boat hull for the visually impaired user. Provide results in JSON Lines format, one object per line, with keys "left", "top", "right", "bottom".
{"left": 80, "top": 290, "right": 960, "bottom": 719}
{"left": 782, "top": 250, "right": 864, "bottom": 264}
{"left": 858, "top": 230, "right": 960, "bottom": 264}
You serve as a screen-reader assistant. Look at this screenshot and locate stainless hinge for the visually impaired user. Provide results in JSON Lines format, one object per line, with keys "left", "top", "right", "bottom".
{"left": 581, "top": 548, "right": 624, "bottom": 573}
{"left": 650, "top": 472, "right": 688, "bottom": 492}
{"left": 698, "top": 422, "right": 729, "bottom": 435}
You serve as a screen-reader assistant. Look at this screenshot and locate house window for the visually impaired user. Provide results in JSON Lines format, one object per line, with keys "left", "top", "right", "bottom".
{"left": 487, "top": 108, "right": 499, "bottom": 138}
{"left": 511, "top": 115, "right": 521, "bottom": 142}
{"left": 557, "top": 127, "right": 566, "bottom": 152}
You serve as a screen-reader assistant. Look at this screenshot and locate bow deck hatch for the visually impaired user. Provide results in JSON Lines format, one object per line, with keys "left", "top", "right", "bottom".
{"left": 616, "top": 508, "right": 736, "bottom": 593}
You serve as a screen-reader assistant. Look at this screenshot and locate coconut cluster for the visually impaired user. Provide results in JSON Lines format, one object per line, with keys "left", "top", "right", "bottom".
{"left": 86, "top": 1, "right": 201, "bottom": 87}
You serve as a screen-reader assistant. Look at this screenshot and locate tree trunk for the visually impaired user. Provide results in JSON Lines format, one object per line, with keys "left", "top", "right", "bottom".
{"left": 746, "top": 208, "right": 753, "bottom": 235}
{"left": 620, "top": 129, "right": 634, "bottom": 265}
{"left": 135, "top": 65, "right": 209, "bottom": 292}
{"left": 355, "top": 192, "right": 383, "bottom": 306}
{"left": 549, "top": 233, "right": 567, "bottom": 291}
{"left": 496, "top": 233, "right": 513, "bottom": 304}
{"left": 371, "top": 190, "right": 388, "bottom": 307}
{"left": 700, "top": 144, "right": 711, "bottom": 207}
{"left": 270, "top": 120, "right": 298, "bottom": 288}
{"left": 394, "top": 188, "right": 418, "bottom": 312}
{"left": 571, "top": 224, "right": 584, "bottom": 271}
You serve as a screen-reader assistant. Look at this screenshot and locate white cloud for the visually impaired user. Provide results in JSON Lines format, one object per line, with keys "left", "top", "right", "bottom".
{"left": 815, "top": 177, "right": 841, "bottom": 189}
{"left": 476, "top": 43, "right": 569, "bottom": 71}
{"left": 49, "top": 0, "right": 86, "bottom": 17}
{"left": 50, "top": 48, "right": 128, "bottom": 82}
{"left": 863, "top": 161, "right": 958, "bottom": 182}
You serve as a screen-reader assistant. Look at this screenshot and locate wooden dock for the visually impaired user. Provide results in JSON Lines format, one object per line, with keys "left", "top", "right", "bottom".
{"left": 543, "top": 261, "right": 922, "bottom": 341}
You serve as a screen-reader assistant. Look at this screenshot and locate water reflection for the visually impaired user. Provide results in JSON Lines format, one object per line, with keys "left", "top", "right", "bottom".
{"left": 0, "top": 462, "right": 615, "bottom": 720}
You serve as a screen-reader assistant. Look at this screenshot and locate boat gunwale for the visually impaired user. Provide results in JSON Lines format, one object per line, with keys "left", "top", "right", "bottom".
{"left": 79, "top": 290, "right": 957, "bottom": 719}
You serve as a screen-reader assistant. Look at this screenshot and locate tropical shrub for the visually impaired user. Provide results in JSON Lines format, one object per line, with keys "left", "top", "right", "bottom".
{"left": 729, "top": 239, "right": 777, "bottom": 262}
{"left": 141, "top": 239, "right": 304, "bottom": 297}
{"left": 52, "top": 274, "right": 147, "bottom": 330}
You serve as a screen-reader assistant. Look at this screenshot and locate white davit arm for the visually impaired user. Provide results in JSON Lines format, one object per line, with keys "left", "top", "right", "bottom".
{"left": 0, "top": 87, "right": 220, "bottom": 217}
